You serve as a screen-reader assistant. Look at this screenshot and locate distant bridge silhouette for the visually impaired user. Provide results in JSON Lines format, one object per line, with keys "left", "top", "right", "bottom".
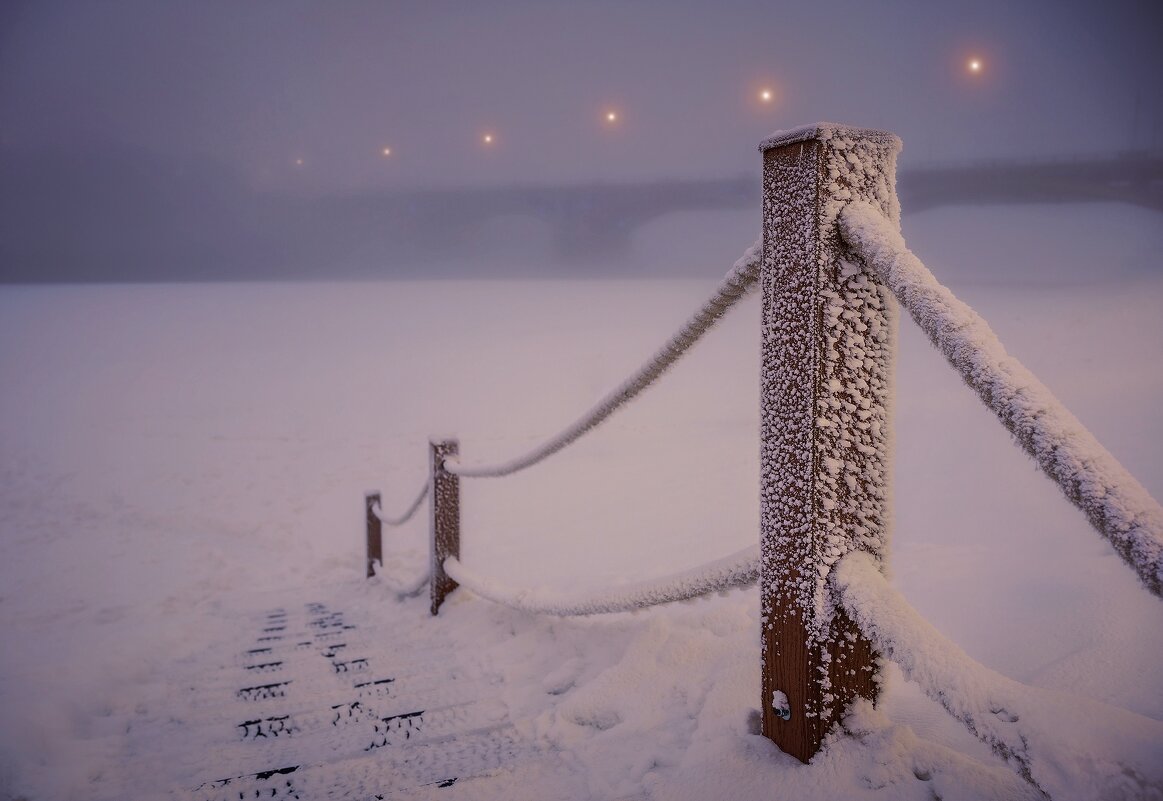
{"left": 343, "top": 154, "right": 1163, "bottom": 260}
{"left": 5, "top": 150, "right": 1162, "bottom": 281}
{"left": 898, "top": 155, "right": 1163, "bottom": 213}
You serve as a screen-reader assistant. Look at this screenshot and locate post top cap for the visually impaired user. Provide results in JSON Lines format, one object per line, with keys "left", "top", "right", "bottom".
{"left": 759, "top": 122, "right": 900, "bottom": 153}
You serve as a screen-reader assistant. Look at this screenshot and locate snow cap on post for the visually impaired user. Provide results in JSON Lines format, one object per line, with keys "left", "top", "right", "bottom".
{"left": 758, "top": 122, "right": 901, "bottom": 763}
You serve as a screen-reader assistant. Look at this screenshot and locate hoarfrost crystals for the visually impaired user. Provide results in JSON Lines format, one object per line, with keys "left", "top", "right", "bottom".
{"left": 839, "top": 200, "right": 1163, "bottom": 598}
{"left": 760, "top": 123, "right": 902, "bottom": 731}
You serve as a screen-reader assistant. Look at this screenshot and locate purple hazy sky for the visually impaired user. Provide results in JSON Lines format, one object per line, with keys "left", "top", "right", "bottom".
{"left": 1, "top": 0, "right": 1160, "bottom": 193}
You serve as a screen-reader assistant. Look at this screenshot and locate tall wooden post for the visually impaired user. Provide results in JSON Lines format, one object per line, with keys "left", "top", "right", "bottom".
{"left": 759, "top": 124, "right": 901, "bottom": 762}
{"left": 429, "top": 439, "right": 460, "bottom": 615}
{"left": 365, "top": 491, "right": 383, "bottom": 579}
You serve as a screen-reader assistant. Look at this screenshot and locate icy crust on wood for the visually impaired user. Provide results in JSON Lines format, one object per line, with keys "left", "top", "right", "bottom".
{"left": 840, "top": 202, "right": 1163, "bottom": 597}
{"left": 442, "top": 544, "right": 759, "bottom": 617}
{"left": 446, "top": 240, "right": 761, "bottom": 478}
{"left": 760, "top": 126, "right": 901, "bottom": 729}
{"left": 835, "top": 551, "right": 1163, "bottom": 800}
{"left": 429, "top": 439, "right": 460, "bottom": 615}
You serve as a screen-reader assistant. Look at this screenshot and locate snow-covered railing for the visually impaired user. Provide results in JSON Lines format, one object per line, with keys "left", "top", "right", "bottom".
{"left": 361, "top": 122, "right": 1161, "bottom": 788}
{"left": 364, "top": 246, "right": 761, "bottom": 603}
{"left": 364, "top": 244, "right": 759, "bottom": 587}
{"left": 754, "top": 123, "right": 1163, "bottom": 771}
{"left": 838, "top": 201, "right": 1163, "bottom": 597}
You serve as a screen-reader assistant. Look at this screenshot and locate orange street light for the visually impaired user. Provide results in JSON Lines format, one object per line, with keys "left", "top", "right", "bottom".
{"left": 751, "top": 83, "right": 780, "bottom": 109}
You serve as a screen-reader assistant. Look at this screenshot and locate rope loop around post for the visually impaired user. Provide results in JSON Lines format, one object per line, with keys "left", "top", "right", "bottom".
{"left": 429, "top": 439, "right": 460, "bottom": 615}
{"left": 365, "top": 492, "right": 383, "bottom": 579}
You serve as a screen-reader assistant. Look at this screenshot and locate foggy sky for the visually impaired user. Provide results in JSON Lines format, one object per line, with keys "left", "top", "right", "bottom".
{"left": 1, "top": 0, "right": 1161, "bottom": 281}
{"left": 3, "top": 0, "right": 1160, "bottom": 193}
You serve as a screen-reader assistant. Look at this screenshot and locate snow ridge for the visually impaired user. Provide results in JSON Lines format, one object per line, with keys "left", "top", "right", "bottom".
{"left": 445, "top": 241, "right": 761, "bottom": 478}
{"left": 442, "top": 543, "right": 759, "bottom": 616}
{"left": 834, "top": 550, "right": 1163, "bottom": 800}
{"left": 376, "top": 566, "right": 429, "bottom": 599}
{"left": 840, "top": 201, "right": 1163, "bottom": 597}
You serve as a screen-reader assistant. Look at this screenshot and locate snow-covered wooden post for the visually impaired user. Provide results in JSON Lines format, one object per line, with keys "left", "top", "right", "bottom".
{"left": 366, "top": 491, "right": 382, "bottom": 579}
{"left": 429, "top": 439, "right": 460, "bottom": 615}
{"left": 759, "top": 124, "right": 901, "bottom": 763}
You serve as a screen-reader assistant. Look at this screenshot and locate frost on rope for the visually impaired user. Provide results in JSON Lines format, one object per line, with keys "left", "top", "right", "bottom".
{"left": 445, "top": 240, "right": 760, "bottom": 479}
{"left": 760, "top": 124, "right": 900, "bottom": 726}
{"left": 835, "top": 551, "right": 1163, "bottom": 800}
{"left": 442, "top": 544, "right": 759, "bottom": 616}
{"left": 840, "top": 201, "right": 1163, "bottom": 597}
{"left": 372, "top": 481, "right": 429, "bottom": 527}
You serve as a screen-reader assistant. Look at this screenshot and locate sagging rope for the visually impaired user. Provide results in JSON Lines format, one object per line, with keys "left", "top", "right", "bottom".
{"left": 443, "top": 543, "right": 759, "bottom": 616}
{"left": 840, "top": 202, "right": 1163, "bottom": 598}
{"left": 444, "top": 240, "right": 761, "bottom": 478}
{"left": 372, "top": 481, "right": 429, "bottom": 527}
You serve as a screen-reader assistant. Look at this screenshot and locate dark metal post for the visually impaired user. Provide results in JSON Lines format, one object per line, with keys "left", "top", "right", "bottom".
{"left": 759, "top": 124, "right": 901, "bottom": 762}
{"left": 365, "top": 491, "right": 382, "bottom": 579}
{"left": 429, "top": 439, "right": 460, "bottom": 615}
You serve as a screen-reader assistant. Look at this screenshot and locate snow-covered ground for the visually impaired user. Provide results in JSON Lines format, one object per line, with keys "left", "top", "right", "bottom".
{"left": 1, "top": 202, "right": 1161, "bottom": 799}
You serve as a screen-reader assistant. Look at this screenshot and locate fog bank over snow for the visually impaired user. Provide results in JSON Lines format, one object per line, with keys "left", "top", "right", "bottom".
{"left": 0, "top": 202, "right": 1160, "bottom": 799}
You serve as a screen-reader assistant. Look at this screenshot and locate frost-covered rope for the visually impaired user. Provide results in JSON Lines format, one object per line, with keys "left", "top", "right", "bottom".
{"left": 840, "top": 202, "right": 1163, "bottom": 598}
{"left": 442, "top": 543, "right": 759, "bottom": 616}
{"left": 445, "top": 241, "right": 761, "bottom": 478}
{"left": 371, "top": 481, "right": 429, "bottom": 527}
{"left": 833, "top": 550, "right": 1163, "bottom": 799}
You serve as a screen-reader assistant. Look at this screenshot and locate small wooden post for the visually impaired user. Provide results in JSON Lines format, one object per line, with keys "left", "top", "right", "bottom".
{"left": 365, "top": 491, "right": 382, "bottom": 579}
{"left": 429, "top": 438, "right": 460, "bottom": 615}
{"left": 759, "top": 124, "right": 901, "bottom": 762}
